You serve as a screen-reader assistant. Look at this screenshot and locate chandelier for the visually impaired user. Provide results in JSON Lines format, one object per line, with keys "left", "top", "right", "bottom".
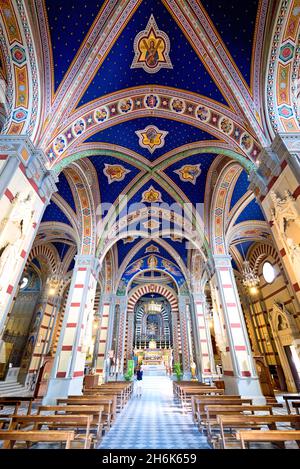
{"left": 242, "top": 260, "right": 259, "bottom": 290}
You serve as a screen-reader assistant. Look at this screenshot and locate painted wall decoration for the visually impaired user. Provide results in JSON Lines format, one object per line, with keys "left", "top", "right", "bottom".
{"left": 174, "top": 164, "right": 201, "bottom": 184}
{"left": 103, "top": 164, "right": 131, "bottom": 184}
{"left": 135, "top": 125, "right": 168, "bottom": 154}
{"left": 117, "top": 255, "right": 185, "bottom": 295}
{"left": 131, "top": 14, "right": 173, "bottom": 73}
{"left": 141, "top": 185, "right": 163, "bottom": 203}
{"left": 145, "top": 244, "right": 160, "bottom": 253}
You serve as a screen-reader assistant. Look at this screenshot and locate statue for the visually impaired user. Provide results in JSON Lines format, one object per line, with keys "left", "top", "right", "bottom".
{"left": 0, "top": 191, "right": 34, "bottom": 296}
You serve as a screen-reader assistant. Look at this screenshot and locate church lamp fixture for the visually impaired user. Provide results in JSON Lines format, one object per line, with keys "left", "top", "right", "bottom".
{"left": 242, "top": 260, "right": 260, "bottom": 294}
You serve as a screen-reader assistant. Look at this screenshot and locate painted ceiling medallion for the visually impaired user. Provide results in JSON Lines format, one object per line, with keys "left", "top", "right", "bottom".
{"left": 142, "top": 185, "right": 163, "bottom": 203}
{"left": 131, "top": 14, "right": 173, "bottom": 73}
{"left": 136, "top": 125, "right": 168, "bottom": 153}
{"left": 174, "top": 164, "right": 202, "bottom": 185}
{"left": 103, "top": 164, "right": 131, "bottom": 184}
{"left": 143, "top": 219, "right": 161, "bottom": 230}
{"left": 145, "top": 244, "right": 160, "bottom": 253}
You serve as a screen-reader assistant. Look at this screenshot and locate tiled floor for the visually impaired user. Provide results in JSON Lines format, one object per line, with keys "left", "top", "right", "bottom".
{"left": 98, "top": 376, "right": 210, "bottom": 449}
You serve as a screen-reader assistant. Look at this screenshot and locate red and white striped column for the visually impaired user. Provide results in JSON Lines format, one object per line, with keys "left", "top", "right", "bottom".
{"left": 116, "top": 296, "right": 128, "bottom": 379}
{"left": 193, "top": 293, "right": 216, "bottom": 379}
{"left": 178, "top": 295, "right": 191, "bottom": 378}
{"left": 44, "top": 255, "right": 99, "bottom": 402}
{"left": 95, "top": 294, "right": 116, "bottom": 384}
{"left": 171, "top": 311, "right": 180, "bottom": 363}
{"left": 0, "top": 136, "right": 57, "bottom": 335}
{"left": 214, "top": 255, "right": 262, "bottom": 397}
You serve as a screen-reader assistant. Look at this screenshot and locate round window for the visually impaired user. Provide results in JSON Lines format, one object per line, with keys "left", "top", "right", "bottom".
{"left": 263, "top": 262, "right": 275, "bottom": 283}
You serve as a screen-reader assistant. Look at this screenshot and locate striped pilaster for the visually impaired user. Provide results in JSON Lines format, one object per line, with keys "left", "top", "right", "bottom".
{"left": 53, "top": 255, "right": 99, "bottom": 383}
{"left": 193, "top": 293, "right": 216, "bottom": 376}
{"left": 95, "top": 294, "right": 115, "bottom": 383}
{"left": 171, "top": 312, "right": 179, "bottom": 363}
{"left": 178, "top": 296, "right": 191, "bottom": 375}
{"left": 214, "top": 256, "right": 257, "bottom": 379}
{"left": 116, "top": 296, "right": 128, "bottom": 376}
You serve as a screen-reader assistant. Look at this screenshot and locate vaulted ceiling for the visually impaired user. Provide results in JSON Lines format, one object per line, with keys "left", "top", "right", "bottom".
{"left": 33, "top": 0, "right": 274, "bottom": 286}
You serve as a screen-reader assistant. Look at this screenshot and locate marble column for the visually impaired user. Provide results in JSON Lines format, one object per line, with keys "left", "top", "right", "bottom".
{"left": 44, "top": 255, "right": 99, "bottom": 403}
{"left": 95, "top": 293, "right": 116, "bottom": 384}
{"left": 0, "top": 136, "right": 57, "bottom": 335}
{"left": 178, "top": 295, "right": 191, "bottom": 379}
{"left": 193, "top": 293, "right": 216, "bottom": 380}
{"left": 213, "top": 255, "right": 262, "bottom": 397}
{"left": 116, "top": 296, "right": 128, "bottom": 379}
{"left": 171, "top": 311, "right": 180, "bottom": 364}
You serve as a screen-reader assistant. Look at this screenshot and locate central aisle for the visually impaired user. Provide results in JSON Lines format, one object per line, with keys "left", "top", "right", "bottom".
{"left": 99, "top": 376, "right": 210, "bottom": 449}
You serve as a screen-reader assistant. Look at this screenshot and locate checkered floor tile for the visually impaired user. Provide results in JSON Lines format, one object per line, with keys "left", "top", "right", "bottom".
{"left": 98, "top": 376, "right": 210, "bottom": 449}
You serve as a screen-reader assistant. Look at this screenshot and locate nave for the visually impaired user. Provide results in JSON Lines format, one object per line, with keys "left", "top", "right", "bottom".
{"left": 99, "top": 376, "right": 210, "bottom": 449}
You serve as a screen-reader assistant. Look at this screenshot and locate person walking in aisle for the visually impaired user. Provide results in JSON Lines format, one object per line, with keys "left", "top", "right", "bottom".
{"left": 136, "top": 365, "right": 143, "bottom": 398}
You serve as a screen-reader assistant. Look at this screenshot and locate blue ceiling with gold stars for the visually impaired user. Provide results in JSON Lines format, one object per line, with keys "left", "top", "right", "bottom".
{"left": 41, "top": 0, "right": 266, "bottom": 277}
{"left": 85, "top": 118, "right": 215, "bottom": 162}
{"left": 77, "top": 0, "right": 228, "bottom": 107}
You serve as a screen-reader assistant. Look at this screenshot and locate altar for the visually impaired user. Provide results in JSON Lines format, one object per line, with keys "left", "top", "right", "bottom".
{"left": 134, "top": 340, "right": 172, "bottom": 373}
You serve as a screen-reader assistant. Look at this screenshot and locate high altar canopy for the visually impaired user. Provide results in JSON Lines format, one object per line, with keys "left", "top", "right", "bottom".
{"left": 0, "top": 0, "right": 300, "bottom": 421}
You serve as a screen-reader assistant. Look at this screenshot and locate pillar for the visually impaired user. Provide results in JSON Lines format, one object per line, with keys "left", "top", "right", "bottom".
{"left": 95, "top": 294, "right": 116, "bottom": 383}
{"left": 44, "top": 255, "right": 99, "bottom": 403}
{"left": 126, "top": 311, "right": 134, "bottom": 366}
{"left": 178, "top": 295, "right": 191, "bottom": 379}
{"left": 171, "top": 311, "right": 180, "bottom": 364}
{"left": 214, "top": 255, "right": 262, "bottom": 397}
{"left": 249, "top": 133, "right": 300, "bottom": 305}
{"left": 116, "top": 296, "right": 128, "bottom": 379}
{"left": 193, "top": 293, "right": 216, "bottom": 380}
{"left": 0, "top": 136, "right": 57, "bottom": 334}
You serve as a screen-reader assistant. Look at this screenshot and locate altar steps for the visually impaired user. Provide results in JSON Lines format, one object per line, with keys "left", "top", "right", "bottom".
{"left": 142, "top": 365, "right": 167, "bottom": 376}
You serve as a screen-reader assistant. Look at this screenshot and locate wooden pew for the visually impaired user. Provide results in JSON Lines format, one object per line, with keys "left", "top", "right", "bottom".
{"left": 57, "top": 397, "right": 114, "bottom": 430}
{"left": 181, "top": 387, "right": 224, "bottom": 411}
{"left": 0, "top": 430, "right": 75, "bottom": 449}
{"left": 292, "top": 402, "right": 300, "bottom": 415}
{"left": 191, "top": 395, "right": 241, "bottom": 424}
{"left": 282, "top": 394, "right": 300, "bottom": 413}
{"left": 236, "top": 430, "right": 300, "bottom": 449}
{"left": 0, "top": 397, "right": 35, "bottom": 416}
{"left": 37, "top": 405, "right": 104, "bottom": 444}
{"left": 204, "top": 405, "right": 273, "bottom": 445}
{"left": 217, "top": 414, "right": 300, "bottom": 449}
{"left": 8, "top": 414, "right": 93, "bottom": 449}
{"left": 195, "top": 397, "right": 253, "bottom": 431}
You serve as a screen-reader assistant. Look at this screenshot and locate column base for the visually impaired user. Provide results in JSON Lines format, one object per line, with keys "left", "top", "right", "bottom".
{"left": 43, "top": 377, "right": 83, "bottom": 405}
{"left": 182, "top": 372, "right": 192, "bottom": 380}
{"left": 223, "top": 375, "right": 264, "bottom": 402}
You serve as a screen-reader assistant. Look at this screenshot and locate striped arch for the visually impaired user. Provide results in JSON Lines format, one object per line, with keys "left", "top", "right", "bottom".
{"left": 210, "top": 162, "right": 243, "bottom": 255}
{"left": 26, "top": 243, "right": 60, "bottom": 276}
{"left": 0, "top": 0, "right": 41, "bottom": 139}
{"left": 248, "top": 242, "right": 283, "bottom": 275}
{"left": 127, "top": 284, "right": 178, "bottom": 313}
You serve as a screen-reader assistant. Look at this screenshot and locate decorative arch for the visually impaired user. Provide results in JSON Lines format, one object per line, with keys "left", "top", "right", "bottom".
{"left": 127, "top": 283, "right": 178, "bottom": 313}
{"left": 45, "top": 87, "right": 261, "bottom": 164}
{"left": 66, "top": 164, "right": 96, "bottom": 256}
{"left": 210, "top": 162, "right": 243, "bottom": 254}
{"left": 0, "top": 0, "right": 42, "bottom": 139}
{"left": 264, "top": 0, "right": 300, "bottom": 136}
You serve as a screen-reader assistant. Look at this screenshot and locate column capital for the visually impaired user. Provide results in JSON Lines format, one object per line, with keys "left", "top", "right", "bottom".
{"left": 213, "top": 254, "right": 233, "bottom": 269}
{"left": 74, "top": 254, "right": 101, "bottom": 275}
{"left": 193, "top": 292, "right": 206, "bottom": 303}
{"left": 0, "top": 135, "right": 58, "bottom": 200}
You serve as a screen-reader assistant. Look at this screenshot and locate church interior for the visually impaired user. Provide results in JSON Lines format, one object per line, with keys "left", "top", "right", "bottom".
{"left": 0, "top": 0, "right": 300, "bottom": 451}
